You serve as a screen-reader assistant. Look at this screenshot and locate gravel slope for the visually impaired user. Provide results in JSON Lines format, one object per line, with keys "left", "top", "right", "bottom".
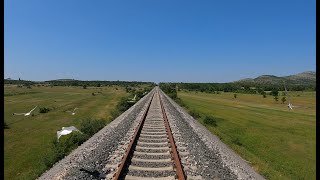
{"left": 159, "top": 89, "right": 265, "bottom": 180}
{"left": 38, "top": 87, "right": 265, "bottom": 180}
{"left": 37, "top": 89, "right": 155, "bottom": 180}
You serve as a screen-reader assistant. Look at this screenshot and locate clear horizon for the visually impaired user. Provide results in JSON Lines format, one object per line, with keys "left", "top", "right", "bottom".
{"left": 5, "top": 0, "right": 316, "bottom": 83}
{"left": 4, "top": 70, "right": 315, "bottom": 84}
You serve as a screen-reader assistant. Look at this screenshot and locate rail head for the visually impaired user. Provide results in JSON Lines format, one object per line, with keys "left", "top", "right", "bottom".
{"left": 113, "top": 89, "right": 186, "bottom": 180}
{"left": 113, "top": 92, "right": 155, "bottom": 180}
{"left": 158, "top": 91, "right": 186, "bottom": 180}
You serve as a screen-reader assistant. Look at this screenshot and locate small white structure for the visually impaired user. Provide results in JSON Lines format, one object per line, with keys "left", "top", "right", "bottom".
{"left": 284, "top": 84, "right": 295, "bottom": 110}
{"left": 66, "top": 108, "right": 78, "bottom": 115}
{"left": 13, "top": 106, "right": 38, "bottom": 116}
{"left": 57, "top": 126, "right": 82, "bottom": 141}
{"left": 127, "top": 95, "right": 137, "bottom": 103}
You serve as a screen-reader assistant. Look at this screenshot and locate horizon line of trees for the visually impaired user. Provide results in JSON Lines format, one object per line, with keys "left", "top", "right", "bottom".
{"left": 159, "top": 82, "right": 315, "bottom": 93}
{"left": 4, "top": 79, "right": 156, "bottom": 88}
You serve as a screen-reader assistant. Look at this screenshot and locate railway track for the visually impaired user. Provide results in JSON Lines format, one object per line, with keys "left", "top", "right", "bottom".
{"left": 38, "top": 87, "right": 264, "bottom": 180}
{"left": 113, "top": 90, "right": 186, "bottom": 180}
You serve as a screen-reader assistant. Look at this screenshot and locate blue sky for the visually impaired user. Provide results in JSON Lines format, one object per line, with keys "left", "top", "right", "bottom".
{"left": 4, "top": 0, "right": 316, "bottom": 83}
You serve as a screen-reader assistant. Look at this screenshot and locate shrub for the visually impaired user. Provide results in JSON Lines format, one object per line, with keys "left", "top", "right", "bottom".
{"left": 39, "top": 107, "right": 51, "bottom": 113}
{"left": 203, "top": 115, "right": 217, "bottom": 127}
{"left": 4, "top": 121, "right": 9, "bottom": 129}
{"left": 234, "top": 94, "right": 237, "bottom": 99}
{"left": 109, "top": 95, "right": 136, "bottom": 121}
{"left": 44, "top": 132, "right": 88, "bottom": 168}
{"left": 175, "top": 97, "right": 187, "bottom": 108}
{"left": 232, "top": 137, "right": 242, "bottom": 146}
{"left": 270, "top": 89, "right": 279, "bottom": 96}
{"left": 80, "top": 118, "right": 106, "bottom": 137}
{"left": 42, "top": 118, "right": 109, "bottom": 169}
{"left": 189, "top": 109, "right": 201, "bottom": 119}
{"left": 116, "top": 97, "right": 134, "bottom": 112}
{"left": 110, "top": 109, "right": 121, "bottom": 121}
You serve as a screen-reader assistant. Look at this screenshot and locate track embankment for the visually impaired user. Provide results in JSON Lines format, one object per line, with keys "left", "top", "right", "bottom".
{"left": 38, "top": 87, "right": 265, "bottom": 180}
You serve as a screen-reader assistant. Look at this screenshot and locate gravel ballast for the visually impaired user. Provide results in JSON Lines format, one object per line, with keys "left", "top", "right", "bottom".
{"left": 159, "top": 89, "right": 265, "bottom": 180}
{"left": 37, "top": 89, "right": 155, "bottom": 180}
{"left": 38, "top": 87, "right": 265, "bottom": 180}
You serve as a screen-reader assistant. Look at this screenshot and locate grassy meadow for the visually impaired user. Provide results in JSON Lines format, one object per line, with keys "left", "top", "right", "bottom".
{"left": 4, "top": 85, "right": 127, "bottom": 180}
{"left": 178, "top": 91, "right": 316, "bottom": 180}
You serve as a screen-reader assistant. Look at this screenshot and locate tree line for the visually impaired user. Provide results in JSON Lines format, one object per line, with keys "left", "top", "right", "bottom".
{"left": 4, "top": 79, "right": 156, "bottom": 88}
{"left": 159, "top": 81, "right": 315, "bottom": 94}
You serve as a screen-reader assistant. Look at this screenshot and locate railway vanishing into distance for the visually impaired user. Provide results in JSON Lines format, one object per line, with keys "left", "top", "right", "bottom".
{"left": 38, "top": 87, "right": 265, "bottom": 180}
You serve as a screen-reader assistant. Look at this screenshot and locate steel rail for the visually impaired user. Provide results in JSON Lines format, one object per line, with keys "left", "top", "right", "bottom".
{"left": 158, "top": 91, "right": 186, "bottom": 180}
{"left": 113, "top": 92, "right": 155, "bottom": 180}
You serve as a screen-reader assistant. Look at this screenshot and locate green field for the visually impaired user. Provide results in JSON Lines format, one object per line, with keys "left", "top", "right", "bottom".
{"left": 178, "top": 91, "right": 316, "bottom": 180}
{"left": 4, "top": 85, "right": 127, "bottom": 180}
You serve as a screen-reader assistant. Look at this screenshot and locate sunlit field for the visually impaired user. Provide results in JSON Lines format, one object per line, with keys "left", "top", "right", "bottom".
{"left": 178, "top": 91, "right": 316, "bottom": 180}
{"left": 4, "top": 85, "right": 127, "bottom": 180}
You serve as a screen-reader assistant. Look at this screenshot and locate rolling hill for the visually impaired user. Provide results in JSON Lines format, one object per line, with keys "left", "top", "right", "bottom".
{"left": 234, "top": 71, "right": 316, "bottom": 86}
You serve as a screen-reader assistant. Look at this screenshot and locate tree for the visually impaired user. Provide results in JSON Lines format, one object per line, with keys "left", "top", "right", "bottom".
{"left": 281, "top": 97, "right": 286, "bottom": 104}
{"left": 83, "top": 85, "right": 87, "bottom": 89}
{"left": 270, "top": 89, "right": 279, "bottom": 96}
{"left": 234, "top": 94, "right": 237, "bottom": 99}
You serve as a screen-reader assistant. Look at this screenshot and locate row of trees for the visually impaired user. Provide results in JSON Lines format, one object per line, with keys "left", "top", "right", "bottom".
{"left": 161, "top": 82, "right": 314, "bottom": 94}
{"left": 4, "top": 79, "right": 156, "bottom": 89}
{"left": 45, "top": 80, "right": 156, "bottom": 87}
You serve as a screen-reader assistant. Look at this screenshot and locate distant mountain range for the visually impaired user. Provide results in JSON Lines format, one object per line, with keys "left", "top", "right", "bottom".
{"left": 234, "top": 71, "right": 316, "bottom": 86}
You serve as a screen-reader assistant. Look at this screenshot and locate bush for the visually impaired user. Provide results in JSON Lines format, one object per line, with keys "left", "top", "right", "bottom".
{"left": 39, "top": 107, "right": 51, "bottom": 113}
{"left": 4, "top": 121, "right": 9, "bottom": 129}
{"left": 110, "top": 109, "right": 121, "bottom": 121}
{"left": 270, "top": 89, "right": 279, "bottom": 96}
{"left": 116, "top": 97, "right": 134, "bottom": 112}
{"left": 80, "top": 118, "right": 106, "bottom": 137}
{"left": 109, "top": 95, "right": 137, "bottom": 121}
{"left": 175, "top": 97, "right": 188, "bottom": 108}
{"left": 189, "top": 109, "right": 201, "bottom": 119}
{"left": 203, "top": 115, "right": 217, "bottom": 127}
{"left": 42, "top": 118, "right": 107, "bottom": 169}
{"left": 232, "top": 137, "right": 242, "bottom": 146}
{"left": 44, "top": 132, "right": 88, "bottom": 168}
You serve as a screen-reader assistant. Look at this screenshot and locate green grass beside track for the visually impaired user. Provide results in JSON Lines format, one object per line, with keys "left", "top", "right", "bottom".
{"left": 178, "top": 91, "right": 315, "bottom": 180}
{"left": 4, "top": 85, "right": 127, "bottom": 180}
